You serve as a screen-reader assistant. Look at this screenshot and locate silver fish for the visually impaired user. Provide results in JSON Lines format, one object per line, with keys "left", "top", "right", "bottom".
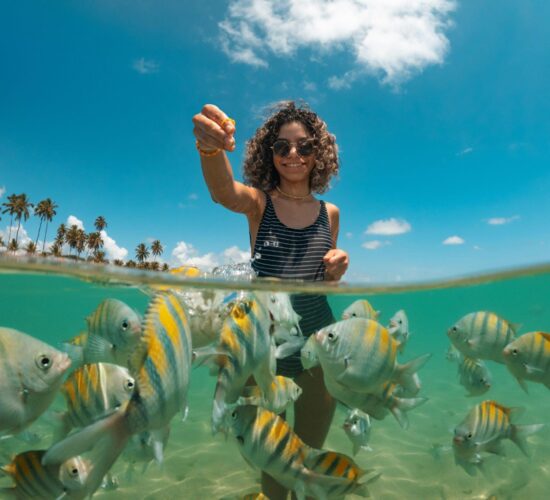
{"left": 343, "top": 409, "right": 373, "bottom": 455}
{"left": 341, "top": 299, "right": 379, "bottom": 320}
{"left": 457, "top": 357, "right": 492, "bottom": 397}
{"left": 0, "top": 327, "right": 71, "bottom": 435}
{"left": 388, "top": 310, "right": 409, "bottom": 352}
{"left": 447, "top": 311, "right": 518, "bottom": 364}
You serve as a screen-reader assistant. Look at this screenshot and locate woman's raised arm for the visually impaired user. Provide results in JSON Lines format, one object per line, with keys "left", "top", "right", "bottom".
{"left": 192, "top": 104, "right": 261, "bottom": 216}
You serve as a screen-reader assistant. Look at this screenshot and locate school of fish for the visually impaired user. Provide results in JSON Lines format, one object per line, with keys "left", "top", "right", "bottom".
{"left": 1, "top": 277, "right": 549, "bottom": 498}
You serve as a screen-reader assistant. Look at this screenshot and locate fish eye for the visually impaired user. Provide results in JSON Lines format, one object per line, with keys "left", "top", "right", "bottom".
{"left": 70, "top": 467, "right": 79, "bottom": 477}
{"left": 121, "top": 320, "right": 129, "bottom": 330}
{"left": 467, "top": 432, "right": 472, "bottom": 439}
{"left": 270, "top": 296, "right": 276, "bottom": 303}
{"left": 36, "top": 354, "right": 52, "bottom": 370}
{"left": 512, "top": 348, "right": 519, "bottom": 356}
{"left": 327, "top": 331, "right": 337, "bottom": 342}
{"left": 451, "top": 326, "right": 458, "bottom": 332}
{"left": 350, "top": 313, "right": 357, "bottom": 317}
{"left": 231, "top": 411, "right": 238, "bottom": 420}
{"left": 125, "top": 378, "right": 135, "bottom": 391}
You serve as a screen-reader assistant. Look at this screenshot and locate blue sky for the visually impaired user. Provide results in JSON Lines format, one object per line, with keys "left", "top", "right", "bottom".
{"left": 1, "top": 0, "right": 549, "bottom": 283}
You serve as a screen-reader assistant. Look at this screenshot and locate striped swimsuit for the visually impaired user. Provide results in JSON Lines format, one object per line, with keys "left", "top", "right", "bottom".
{"left": 251, "top": 192, "right": 335, "bottom": 377}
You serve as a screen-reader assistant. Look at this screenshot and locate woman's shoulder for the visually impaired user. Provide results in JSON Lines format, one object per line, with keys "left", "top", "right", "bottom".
{"left": 323, "top": 201, "right": 340, "bottom": 217}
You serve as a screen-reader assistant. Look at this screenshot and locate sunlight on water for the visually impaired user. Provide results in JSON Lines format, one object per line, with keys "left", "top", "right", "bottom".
{"left": 1, "top": 256, "right": 550, "bottom": 499}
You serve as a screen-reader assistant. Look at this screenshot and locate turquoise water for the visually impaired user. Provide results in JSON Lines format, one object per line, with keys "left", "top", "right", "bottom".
{"left": 1, "top": 260, "right": 550, "bottom": 499}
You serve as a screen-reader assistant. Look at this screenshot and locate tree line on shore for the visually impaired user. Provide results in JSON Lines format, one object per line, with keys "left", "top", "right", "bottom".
{"left": 1, "top": 193, "right": 169, "bottom": 271}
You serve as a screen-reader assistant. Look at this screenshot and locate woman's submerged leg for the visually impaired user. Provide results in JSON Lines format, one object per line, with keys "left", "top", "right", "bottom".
{"left": 261, "top": 366, "right": 336, "bottom": 499}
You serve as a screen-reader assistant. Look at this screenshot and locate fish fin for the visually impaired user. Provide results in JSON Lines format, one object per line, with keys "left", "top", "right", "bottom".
{"left": 239, "top": 385, "right": 262, "bottom": 399}
{"left": 60, "top": 342, "right": 84, "bottom": 367}
{"left": 192, "top": 346, "right": 229, "bottom": 367}
{"left": 485, "top": 440, "right": 506, "bottom": 456}
{"left": 43, "top": 408, "right": 129, "bottom": 497}
{"left": 275, "top": 339, "right": 303, "bottom": 359}
{"left": 55, "top": 493, "right": 67, "bottom": 500}
{"left": 181, "top": 405, "right": 189, "bottom": 422}
{"left": 524, "top": 364, "right": 544, "bottom": 376}
{"left": 352, "top": 442, "right": 361, "bottom": 455}
{"left": 510, "top": 423, "right": 545, "bottom": 457}
{"left": 150, "top": 431, "right": 165, "bottom": 464}
{"left": 14, "top": 430, "right": 42, "bottom": 445}
{"left": 83, "top": 334, "right": 115, "bottom": 364}
{"left": 389, "top": 406, "right": 409, "bottom": 429}
{"left": 395, "top": 353, "right": 432, "bottom": 393}
{"left": 510, "top": 322, "right": 522, "bottom": 334}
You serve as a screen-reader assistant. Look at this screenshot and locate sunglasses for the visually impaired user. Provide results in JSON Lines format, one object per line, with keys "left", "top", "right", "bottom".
{"left": 271, "top": 138, "right": 315, "bottom": 158}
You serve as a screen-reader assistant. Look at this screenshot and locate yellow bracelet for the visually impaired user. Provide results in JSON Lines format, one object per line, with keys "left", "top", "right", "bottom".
{"left": 196, "top": 141, "right": 222, "bottom": 157}
{"left": 220, "top": 117, "right": 236, "bottom": 129}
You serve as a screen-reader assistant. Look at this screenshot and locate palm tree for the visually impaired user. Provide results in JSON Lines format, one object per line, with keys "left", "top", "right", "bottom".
{"left": 161, "top": 263, "right": 169, "bottom": 272}
{"left": 56, "top": 223, "right": 67, "bottom": 242}
{"left": 151, "top": 240, "right": 163, "bottom": 262}
{"left": 8, "top": 239, "right": 19, "bottom": 253}
{"left": 13, "top": 194, "right": 33, "bottom": 246}
{"left": 65, "top": 225, "right": 80, "bottom": 256}
{"left": 50, "top": 242, "right": 62, "bottom": 257}
{"left": 87, "top": 231, "right": 104, "bottom": 258}
{"left": 25, "top": 241, "right": 37, "bottom": 255}
{"left": 34, "top": 198, "right": 58, "bottom": 253}
{"left": 93, "top": 250, "right": 107, "bottom": 264}
{"left": 1, "top": 193, "right": 20, "bottom": 243}
{"left": 94, "top": 216, "right": 107, "bottom": 232}
{"left": 150, "top": 261, "right": 160, "bottom": 271}
{"left": 0, "top": 235, "right": 4, "bottom": 248}
{"left": 113, "top": 259, "right": 124, "bottom": 266}
{"left": 135, "top": 243, "right": 150, "bottom": 264}
{"left": 76, "top": 229, "right": 87, "bottom": 259}
{"left": 125, "top": 260, "right": 136, "bottom": 268}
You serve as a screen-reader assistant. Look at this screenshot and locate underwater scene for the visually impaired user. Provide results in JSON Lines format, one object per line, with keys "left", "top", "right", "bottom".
{"left": 1, "top": 258, "right": 550, "bottom": 500}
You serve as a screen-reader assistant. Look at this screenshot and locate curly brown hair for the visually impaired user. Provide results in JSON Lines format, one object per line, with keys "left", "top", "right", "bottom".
{"left": 243, "top": 101, "right": 339, "bottom": 194}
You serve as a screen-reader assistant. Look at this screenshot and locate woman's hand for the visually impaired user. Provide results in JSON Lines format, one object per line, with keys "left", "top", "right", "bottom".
{"left": 192, "top": 104, "right": 236, "bottom": 152}
{"left": 323, "top": 248, "right": 349, "bottom": 281}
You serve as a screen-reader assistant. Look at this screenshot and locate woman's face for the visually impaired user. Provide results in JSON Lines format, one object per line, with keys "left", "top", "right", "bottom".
{"left": 272, "top": 121, "right": 316, "bottom": 186}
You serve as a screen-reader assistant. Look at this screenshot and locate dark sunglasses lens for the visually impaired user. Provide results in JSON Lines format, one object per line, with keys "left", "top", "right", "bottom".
{"left": 297, "top": 141, "right": 314, "bottom": 156}
{"left": 272, "top": 141, "right": 290, "bottom": 157}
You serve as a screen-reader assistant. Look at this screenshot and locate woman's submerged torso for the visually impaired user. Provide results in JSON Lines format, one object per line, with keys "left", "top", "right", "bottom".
{"left": 250, "top": 191, "right": 335, "bottom": 377}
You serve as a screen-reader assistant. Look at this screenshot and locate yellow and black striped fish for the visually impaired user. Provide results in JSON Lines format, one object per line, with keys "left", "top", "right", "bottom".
{"left": 0, "top": 450, "right": 89, "bottom": 499}
{"left": 230, "top": 405, "right": 374, "bottom": 499}
{"left": 59, "top": 362, "right": 135, "bottom": 437}
{"left": 453, "top": 400, "right": 543, "bottom": 474}
{"left": 238, "top": 375, "right": 302, "bottom": 414}
{"left": 44, "top": 290, "right": 192, "bottom": 497}
{"left": 503, "top": 331, "right": 550, "bottom": 392}
{"left": 211, "top": 295, "right": 274, "bottom": 434}
{"left": 447, "top": 311, "right": 518, "bottom": 363}
{"left": 457, "top": 356, "right": 492, "bottom": 397}
{"left": 315, "top": 318, "right": 430, "bottom": 395}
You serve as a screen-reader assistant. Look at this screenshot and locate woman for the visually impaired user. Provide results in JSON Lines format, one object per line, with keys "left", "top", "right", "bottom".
{"left": 192, "top": 101, "right": 349, "bottom": 499}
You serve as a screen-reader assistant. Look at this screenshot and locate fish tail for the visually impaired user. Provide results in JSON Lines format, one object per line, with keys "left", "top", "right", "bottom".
{"left": 212, "top": 369, "right": 231, "bottom": 435}
{"left": 43, "top": 408, "right": 130, "bottom": 496}
{"left": 390, "top": 396, "right": 428, "bottom": 429}
{"left": 395, "top": 353, "right": 432, "bottom": 393}
{"left": 510, "top": 423, "right": 545, "bottom": 456}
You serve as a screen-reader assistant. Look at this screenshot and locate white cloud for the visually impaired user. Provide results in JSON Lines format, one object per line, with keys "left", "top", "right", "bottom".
{"left": 362, "top": 240, "right": 390, "bottom": 250}
{"left": 443, "top": 235, "right": 464, "bottom": 245}
{"left": 220, "top": 0, "right": 456, "bottom": 86}
{"left": 345, "top": 232, "right": 353, "bottom": 239}
{"left": 133, "top": 58, "right": 159, "bottom": 74}
{"left": 0, "top": 224, "right": 33, "bottom": 253}
{"left": 457, "top": 147, "right": 473, "bottom": 156}
{"left": 304, "top": 81, "right": 317, "bottom": 92}
{"left": 171, "top": 240, "right": 250, "bottom": 271}
{"left": 100, "top": 230, "right": 128, "bottom": 261}
{"left": 188, "top": 193, "right": 199, "bottom": 201}
{"left": 486, "top": 215, "right": 520, "bottom": 226}
{"left": 222, "top": 245, "right": 250, "bottom": 263}
{"left": 365, "top": 218, "right": 411, "bottom": 235}
{"left": 0, "top": 186, "right": 5, "bottom": 198}
{"left": 67, "top": 215, "right": 84, "bottom": 230}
